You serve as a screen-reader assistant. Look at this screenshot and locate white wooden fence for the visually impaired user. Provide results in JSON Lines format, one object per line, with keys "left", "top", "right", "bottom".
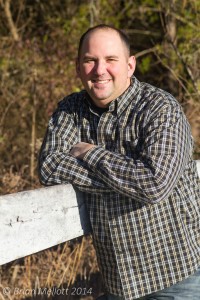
{"left": 0, "top": 161, "right": 200, "bottom": 266}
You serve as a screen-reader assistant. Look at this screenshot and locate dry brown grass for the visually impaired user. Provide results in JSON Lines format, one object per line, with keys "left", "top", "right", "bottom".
{"left": 0, "top": 236, "right": 102, "bottom": 300}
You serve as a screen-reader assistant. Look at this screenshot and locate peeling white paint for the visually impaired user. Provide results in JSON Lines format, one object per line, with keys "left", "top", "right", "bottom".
{"left": 0, "top": 184, "right": 91, "bottom": 266}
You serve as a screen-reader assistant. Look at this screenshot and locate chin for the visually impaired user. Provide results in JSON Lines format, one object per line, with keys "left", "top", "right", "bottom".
{"left": 93, "top": 93, "right": 112, "bottom": 100}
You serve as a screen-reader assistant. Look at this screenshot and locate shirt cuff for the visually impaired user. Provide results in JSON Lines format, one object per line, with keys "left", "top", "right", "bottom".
{"left": 83, "top": 146, "right": 107, "bottom": 168}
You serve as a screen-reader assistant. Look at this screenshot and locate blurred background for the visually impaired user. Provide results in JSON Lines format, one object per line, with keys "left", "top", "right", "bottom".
{"left": 0, "top": 0, "right": 199, "bottom": 299}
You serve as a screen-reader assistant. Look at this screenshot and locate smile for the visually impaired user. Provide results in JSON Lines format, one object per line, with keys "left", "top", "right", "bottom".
{"left": 91, "top": 79, "right": 111, "bottom": 84}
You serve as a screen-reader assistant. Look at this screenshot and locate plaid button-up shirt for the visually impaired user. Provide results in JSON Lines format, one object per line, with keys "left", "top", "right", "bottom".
{"left": 39, "top": 76, "right": 200, "bottom": 299}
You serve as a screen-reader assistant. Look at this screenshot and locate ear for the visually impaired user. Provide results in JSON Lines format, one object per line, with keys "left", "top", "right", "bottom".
{"left": 127, "top": 56, "right": 136, "bottom": 78}
{"left": 76, "top": 58, "right": 81, "bottom": 77}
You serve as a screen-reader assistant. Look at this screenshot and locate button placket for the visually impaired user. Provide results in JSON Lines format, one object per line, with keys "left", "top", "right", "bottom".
{"left": 97, "top": 112, "right": 118, "bottom": 149}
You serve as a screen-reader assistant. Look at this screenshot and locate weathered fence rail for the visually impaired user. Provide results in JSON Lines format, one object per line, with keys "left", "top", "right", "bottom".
{"left": 0, "top": 161, "right": 200, "bottom": 266}
{"left": 0, "top": 184, "right": 91, "bottom": 266}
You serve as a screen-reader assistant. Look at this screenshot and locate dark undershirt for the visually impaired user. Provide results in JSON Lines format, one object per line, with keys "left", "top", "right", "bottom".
{"left": 90, "top": 101, "right": 109, "bottom": 116}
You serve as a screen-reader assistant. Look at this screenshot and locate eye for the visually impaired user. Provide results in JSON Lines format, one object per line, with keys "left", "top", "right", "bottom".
{"left": 83, "top": 58, "right": 96, "bottom": 63}
{"left": 107, "top": 57, "right": 118, "bottom": 62}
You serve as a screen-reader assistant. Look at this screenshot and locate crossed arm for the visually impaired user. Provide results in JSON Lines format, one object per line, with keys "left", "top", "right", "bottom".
{"left": 39, "top": 102, "right": 192, "bottom": 204}
{"left": 38, "top": 108, "right": 110, "bottom": 194}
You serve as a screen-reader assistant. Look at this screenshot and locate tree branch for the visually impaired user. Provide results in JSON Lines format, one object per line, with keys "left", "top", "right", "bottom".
{"left": 135, "top": 46, "right": 158, "bottom": 58}
{"left": 0, "top": 0, "right": 20, "bottom": 41}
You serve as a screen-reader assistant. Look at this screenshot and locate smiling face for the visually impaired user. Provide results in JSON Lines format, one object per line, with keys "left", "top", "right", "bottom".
{"left": 76, "top": 29, "right": 136, "bottom": 108}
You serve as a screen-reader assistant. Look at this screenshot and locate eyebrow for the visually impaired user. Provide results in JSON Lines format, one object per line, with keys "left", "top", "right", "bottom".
{"left": 83, "top": 55, "right": 119, "bottom": 60}
{"left": 83, "top": 55, "right": 95, "bottom": 60}
{"left": 105, "top": 55, "right": 119, "bottom": 59}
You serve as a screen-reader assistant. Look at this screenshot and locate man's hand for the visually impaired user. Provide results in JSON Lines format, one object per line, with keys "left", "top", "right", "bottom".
{"left": 70, "top": 142, "right": 96, "bottom": 159}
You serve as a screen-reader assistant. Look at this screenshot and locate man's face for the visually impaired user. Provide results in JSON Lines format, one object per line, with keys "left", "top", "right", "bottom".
{"left": 76, "top": 29, "right": 136, "bottom": 108}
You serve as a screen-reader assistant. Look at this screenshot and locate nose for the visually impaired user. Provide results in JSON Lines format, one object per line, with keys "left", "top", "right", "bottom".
{"left": 94, "top": 60, "right": 106, "bottom": 75}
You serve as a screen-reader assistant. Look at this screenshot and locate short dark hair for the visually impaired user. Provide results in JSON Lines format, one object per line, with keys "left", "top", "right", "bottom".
{"left": 77, "top": 24, "right": 130, "bottom": 59}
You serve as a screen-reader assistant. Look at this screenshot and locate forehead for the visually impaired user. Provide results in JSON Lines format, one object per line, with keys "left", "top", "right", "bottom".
{"left": 80, "top": 29, "right": 127, "bottom": 57}
{"left": 85, "top": 28, "right": 120, "bottom": 40}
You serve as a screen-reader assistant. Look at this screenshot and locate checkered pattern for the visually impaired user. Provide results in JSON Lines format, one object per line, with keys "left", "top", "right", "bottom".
{"left": 39, "top": 76, "right": 200, "bottom": 299}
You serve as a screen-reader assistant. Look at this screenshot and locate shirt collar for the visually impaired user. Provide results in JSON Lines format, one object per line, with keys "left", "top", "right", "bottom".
{"left": 115, "top": 76, "right": 140, "bottom": 116}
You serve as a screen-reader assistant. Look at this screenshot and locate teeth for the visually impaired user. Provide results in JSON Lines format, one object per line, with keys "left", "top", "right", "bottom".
{"left": 93, "top": 80, "right": 110, "bottom": 84}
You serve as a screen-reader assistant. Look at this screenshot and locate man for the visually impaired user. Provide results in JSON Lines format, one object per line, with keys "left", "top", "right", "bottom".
{"left": 39, "top": 24, "right": 200, "bottom": 300}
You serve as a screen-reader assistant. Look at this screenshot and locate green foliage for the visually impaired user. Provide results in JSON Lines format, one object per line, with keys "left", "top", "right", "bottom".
{"left": 138, "top": 56, "right": 152, "bottom": 74}
{"left": 0, "top": 57, "right": 8, "bottom": 70}
{"left": 0, "top": 0, "right": 199, "bottom": 190}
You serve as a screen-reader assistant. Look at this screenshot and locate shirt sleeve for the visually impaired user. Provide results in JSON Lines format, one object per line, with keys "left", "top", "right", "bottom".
{"left": 38, "top": 108, "right": 109, "bottom": 193}
{"left": 82, "top": 102, "right": 193, "bottom": 204}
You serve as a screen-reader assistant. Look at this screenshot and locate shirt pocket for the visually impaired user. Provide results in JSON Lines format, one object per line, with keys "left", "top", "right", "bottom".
{"left": 121, "top": 127, "right": 139, "bottom": 158}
